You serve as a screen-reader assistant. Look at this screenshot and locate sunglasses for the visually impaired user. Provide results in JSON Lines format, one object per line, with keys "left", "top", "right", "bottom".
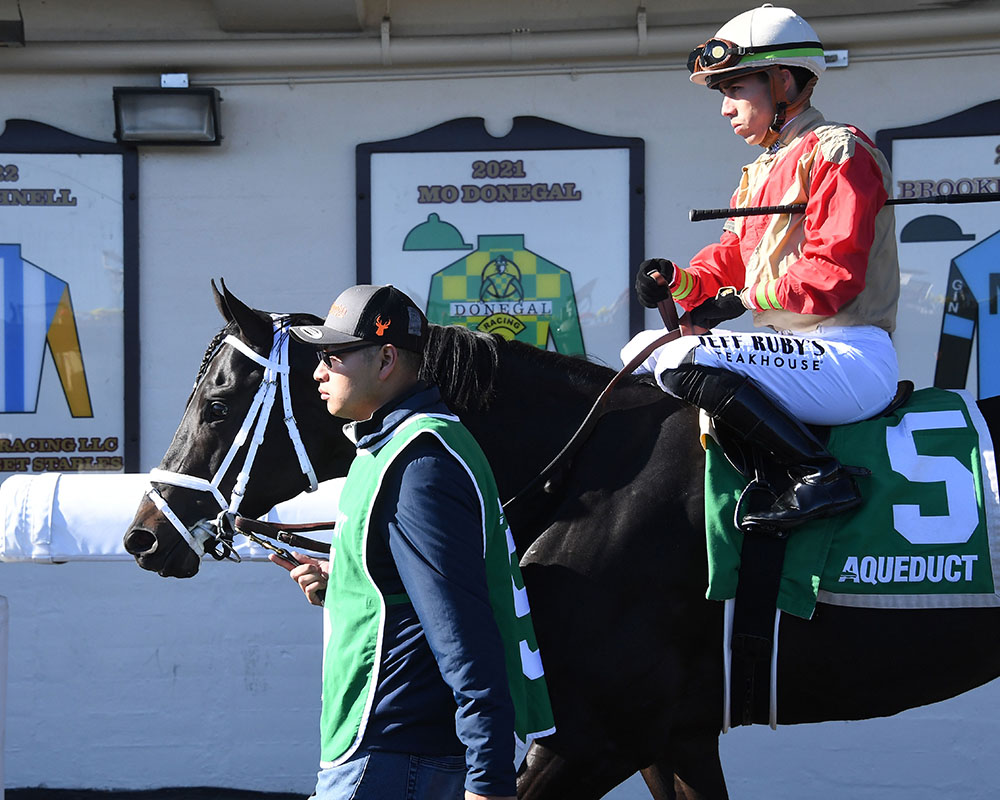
{"left": 316, "top": 342, "right": 377, "bottom": 368}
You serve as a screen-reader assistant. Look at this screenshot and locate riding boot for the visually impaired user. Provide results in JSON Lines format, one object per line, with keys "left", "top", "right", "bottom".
{"left": 713, "top": 380, "right": 863, "bottom": 531}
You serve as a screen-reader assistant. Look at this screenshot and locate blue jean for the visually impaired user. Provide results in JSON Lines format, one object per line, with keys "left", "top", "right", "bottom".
{"left": 311, "top": 750, "right": 466, "bottom": 800}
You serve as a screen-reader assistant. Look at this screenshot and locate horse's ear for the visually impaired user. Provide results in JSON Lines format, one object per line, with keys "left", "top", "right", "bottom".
{"left": 211, "top": 279, "right": 230, "bottom": 322}
{"left": 212, "top": 278, "right": 273, "bottom": 350}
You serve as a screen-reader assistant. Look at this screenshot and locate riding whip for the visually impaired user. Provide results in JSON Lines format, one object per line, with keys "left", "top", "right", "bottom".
{"left": 689, "top": 190, "right": 1000, "bottom": 222}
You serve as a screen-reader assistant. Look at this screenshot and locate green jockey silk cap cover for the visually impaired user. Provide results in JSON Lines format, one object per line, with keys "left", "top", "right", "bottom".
{"left": 688, "top": 4, "right": 827, "bottom": 88}
{"left": 291, "top": 284, "right": 428, "bottom": 354}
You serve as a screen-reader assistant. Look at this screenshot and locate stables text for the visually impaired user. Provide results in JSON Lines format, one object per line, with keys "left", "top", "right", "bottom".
{"left": 0, "top": 436, "right": 122, "bottom": 472}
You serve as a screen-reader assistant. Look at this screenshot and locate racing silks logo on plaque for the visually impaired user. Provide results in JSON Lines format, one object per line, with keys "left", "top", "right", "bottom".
{"left": 0, "top": 243, "right": 92, "bottom": 417}
{"left": 424, "top": 233, "right": 585, "bottom": 356}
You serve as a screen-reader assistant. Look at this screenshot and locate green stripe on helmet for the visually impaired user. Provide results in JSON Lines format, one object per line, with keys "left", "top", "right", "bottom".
{"left": 740, "top": 47, "right": 825, "bottom": 65}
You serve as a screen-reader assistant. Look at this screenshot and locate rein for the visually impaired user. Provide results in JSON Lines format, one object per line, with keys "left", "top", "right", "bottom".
{"left": 233, "top": 516, "right": 332, "bottom": 556}
{"left": 228, "top": 305, "right": 691, "bottom": 549}
{"left": 156, "top": 289, "right": 690, "bottom": 559}
{"left": 503, "top": 284, "right": 688, "bottom": 513}
{"left": 146, "top": 317, "right": 319, "bottom": 562}
{"left": 229, "top": 324, "right": 688, "bottom": 550}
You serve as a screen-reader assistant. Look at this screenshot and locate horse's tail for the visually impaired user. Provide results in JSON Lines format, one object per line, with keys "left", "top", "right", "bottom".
{"left": 420, "top": 324, "right": 499, "bottom": 413}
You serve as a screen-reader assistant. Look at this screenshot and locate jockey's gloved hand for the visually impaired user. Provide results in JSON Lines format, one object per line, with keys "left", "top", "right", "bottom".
{"left": 689, "top": 288, "right": 747, "bottom": 330}
{"left": 635, "top": 259, "right": 676, "bottom": 308}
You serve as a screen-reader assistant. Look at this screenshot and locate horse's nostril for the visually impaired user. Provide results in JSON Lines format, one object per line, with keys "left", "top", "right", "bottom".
{"left": 124, "top": 528, "right": 156, "bottom": 556}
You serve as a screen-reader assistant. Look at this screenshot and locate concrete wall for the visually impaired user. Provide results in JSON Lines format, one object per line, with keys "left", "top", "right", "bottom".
{"left": 2, "top": 12, "right": 1000, "bottom": 797}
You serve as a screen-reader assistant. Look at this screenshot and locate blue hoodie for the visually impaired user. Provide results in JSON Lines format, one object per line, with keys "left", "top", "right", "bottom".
{"left": 340, "top": 382, "right": 517, "bottom": 796}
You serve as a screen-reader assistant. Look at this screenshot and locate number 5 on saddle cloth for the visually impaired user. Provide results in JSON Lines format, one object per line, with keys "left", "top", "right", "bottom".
{"left": 703, "top": 385, "right": 1000, "bottom": 728}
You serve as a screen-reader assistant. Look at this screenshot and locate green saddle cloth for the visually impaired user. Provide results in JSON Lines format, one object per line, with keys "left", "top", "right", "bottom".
{"left": 704, "top": 388, "right": 1000, "bottom": 619}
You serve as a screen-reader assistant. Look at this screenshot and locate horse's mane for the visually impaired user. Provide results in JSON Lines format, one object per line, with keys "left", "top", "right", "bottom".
{"left": 420, "top": 325, "right": 500, "bottom": 413}
{"left": 194, "top": 326, "right": 231, "bottom": 388}
{"left": 420, "top": 323, "right": 623, "bottom": 413}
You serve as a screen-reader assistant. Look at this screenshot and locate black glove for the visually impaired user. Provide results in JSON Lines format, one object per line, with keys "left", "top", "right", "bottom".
{"left": 634, "top": 259, "right": 676, "bottom": 308}
{"left": 688, "top": 288, "right": 746, "bottom": 330}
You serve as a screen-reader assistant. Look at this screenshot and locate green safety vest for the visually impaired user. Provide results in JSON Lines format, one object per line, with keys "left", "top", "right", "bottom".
{"left": 320, "top": 412, "right": 555, "bottom": 765}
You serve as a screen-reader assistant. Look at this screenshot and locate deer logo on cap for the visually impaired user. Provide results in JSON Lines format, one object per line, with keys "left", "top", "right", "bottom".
{"left": 375, "top": 315, "right": 391, "bottom": 337}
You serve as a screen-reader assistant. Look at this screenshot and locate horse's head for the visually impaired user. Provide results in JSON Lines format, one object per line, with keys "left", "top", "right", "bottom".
{"left": 124, "top": 280, "right": 355, "bottom": 578}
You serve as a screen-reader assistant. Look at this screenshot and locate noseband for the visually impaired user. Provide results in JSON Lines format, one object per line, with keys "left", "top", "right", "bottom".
{"left": 146, "top": 316, "right": 318, "bottom": 561}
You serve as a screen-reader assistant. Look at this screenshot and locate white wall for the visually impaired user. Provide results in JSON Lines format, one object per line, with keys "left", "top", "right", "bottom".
{"left": 2, "top": 45, "right": 1000, "bottom": 796}
{"left": 2, "top": 562, "right": 322, "bottom": 793}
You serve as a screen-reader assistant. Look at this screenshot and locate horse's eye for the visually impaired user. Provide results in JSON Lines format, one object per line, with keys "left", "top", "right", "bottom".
{"left": 209, "top": 400, "right": 229, "bottom": 419}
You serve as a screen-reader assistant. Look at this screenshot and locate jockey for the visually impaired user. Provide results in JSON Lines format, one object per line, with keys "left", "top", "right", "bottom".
{"left": 623, "top": 4, "right": 901, "bottom": 531}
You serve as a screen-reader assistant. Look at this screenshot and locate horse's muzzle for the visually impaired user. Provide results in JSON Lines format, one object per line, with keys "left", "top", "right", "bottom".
{"left": 124, "top": 499, "right": 202, "bottom": 578}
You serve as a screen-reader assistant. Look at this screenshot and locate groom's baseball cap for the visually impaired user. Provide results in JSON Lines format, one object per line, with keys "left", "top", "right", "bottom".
{"left": 290, "top": 284, "right": 428, "bottom": 353}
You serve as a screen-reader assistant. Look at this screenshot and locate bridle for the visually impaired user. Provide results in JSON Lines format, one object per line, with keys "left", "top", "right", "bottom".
{"left": 145, "top": 316, "right": 319, "bottom": 562}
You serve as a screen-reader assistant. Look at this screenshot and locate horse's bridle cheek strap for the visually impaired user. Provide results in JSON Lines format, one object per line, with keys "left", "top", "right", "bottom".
{"left": 226, "top": 331, "right": 318, "bottom": 494}
{"left": 280, "top": 355, "right": 318, "bottom": 493}
{"left": 145, "top": 319, "right": 319, "bottom": 559}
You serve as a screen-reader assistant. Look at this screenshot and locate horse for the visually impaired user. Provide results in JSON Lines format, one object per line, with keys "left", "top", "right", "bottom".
{"left": 124, "top": 282, "right": 1000, "bottom": 800}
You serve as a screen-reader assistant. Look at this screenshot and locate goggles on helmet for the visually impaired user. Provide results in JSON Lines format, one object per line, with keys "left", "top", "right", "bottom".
{"left": 687, "top": 38, "right": 825, "bottom": 75}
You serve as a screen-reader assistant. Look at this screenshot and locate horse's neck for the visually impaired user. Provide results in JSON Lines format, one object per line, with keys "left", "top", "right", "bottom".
{"left": 457, "top": 355, "right": 669, "bottom": 507}
{"left": 470, "top": 357, "right": 701, "bottom": 564}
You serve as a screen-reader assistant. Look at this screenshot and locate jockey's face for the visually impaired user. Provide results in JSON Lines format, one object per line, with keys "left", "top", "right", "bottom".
{"left": 717, "top": 71, "right": 774, "bottom": 146}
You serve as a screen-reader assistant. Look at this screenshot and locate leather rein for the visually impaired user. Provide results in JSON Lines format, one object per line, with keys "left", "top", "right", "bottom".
{"left": 500, "top": 297, "right": 686, "bottom": 512}
{"left": 237, "top": 276, "right": 687, "bottom": 556}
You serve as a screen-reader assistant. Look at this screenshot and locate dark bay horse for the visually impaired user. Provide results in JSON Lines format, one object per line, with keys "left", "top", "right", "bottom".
{"left": 124, "top": 283, "right": 1000, "bottom": 800}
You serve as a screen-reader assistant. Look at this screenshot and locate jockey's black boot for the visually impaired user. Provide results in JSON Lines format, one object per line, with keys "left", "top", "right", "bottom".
{"left": 659, "top": 365, "right": 864, "bottom": 531}
{"left": 713, "top": 380, "right": 863, "bottom": 531}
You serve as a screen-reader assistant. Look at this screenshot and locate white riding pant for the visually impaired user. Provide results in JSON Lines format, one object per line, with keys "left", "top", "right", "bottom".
{"left": 621, "top": 324, "right": 899, "bottom": 426}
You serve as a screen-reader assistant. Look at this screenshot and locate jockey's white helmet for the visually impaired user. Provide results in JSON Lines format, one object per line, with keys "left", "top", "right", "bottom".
{"left": 688, "top": 4, "right": 827, "bottom": 88}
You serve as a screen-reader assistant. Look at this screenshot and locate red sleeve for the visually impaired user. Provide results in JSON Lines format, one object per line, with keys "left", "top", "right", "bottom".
{"left": 671, "top": 230, "right": 746, "bottom": 311}
{"left": 745, "top": 140, "right": 888, "bottom": 316}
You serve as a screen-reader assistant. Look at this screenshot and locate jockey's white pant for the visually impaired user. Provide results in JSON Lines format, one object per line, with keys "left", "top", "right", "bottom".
{"left": 621, "top": 324, "right": 899, "bottom": 426}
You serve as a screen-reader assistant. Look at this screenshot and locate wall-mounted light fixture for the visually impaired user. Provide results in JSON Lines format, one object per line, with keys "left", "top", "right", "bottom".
{"left": 113, "top": 74, "right": 222, "bottom": 146}
{"left": 0, "top": 0, "right": 25, "bottom": 46}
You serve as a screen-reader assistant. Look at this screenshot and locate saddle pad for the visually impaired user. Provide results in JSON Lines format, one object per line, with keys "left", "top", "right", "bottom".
{"left": 704, "top": 388, "right": 1000, "bottom": 619}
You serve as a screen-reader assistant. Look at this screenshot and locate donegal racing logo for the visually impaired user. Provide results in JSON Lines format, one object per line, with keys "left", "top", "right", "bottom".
{"left": 476, "top": 254, "right": 528, "bottom": 339}
{"left": 426, "top": 233, "right": 585, "bottom": 355}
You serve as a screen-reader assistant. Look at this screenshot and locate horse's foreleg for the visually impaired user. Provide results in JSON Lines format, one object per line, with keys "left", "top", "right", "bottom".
{"left": 640, "top": 762, "right": 676, "bottom": 800}
{"left": 673, "top": 733, "right": 729, "bottom": 800}
{"left": 517, "top": 740, "right": 638, "bottom": 800}
{"left": 641, "top": 734, "right": 729, "bottom": 800}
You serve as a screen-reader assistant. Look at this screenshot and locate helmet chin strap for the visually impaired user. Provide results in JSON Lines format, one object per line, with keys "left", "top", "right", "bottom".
{"left": 763, "top": 67, "right": 818, "bottom": 147}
